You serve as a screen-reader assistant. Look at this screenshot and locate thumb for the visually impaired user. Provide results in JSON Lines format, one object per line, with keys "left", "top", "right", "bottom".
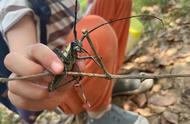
{"left": 27, "top": 43, "right": 64, "bottom": 74}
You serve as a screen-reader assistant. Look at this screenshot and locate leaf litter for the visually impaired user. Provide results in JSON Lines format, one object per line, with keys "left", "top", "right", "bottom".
{"left": 1, "top": 1, "right": 190, "bottom": 124}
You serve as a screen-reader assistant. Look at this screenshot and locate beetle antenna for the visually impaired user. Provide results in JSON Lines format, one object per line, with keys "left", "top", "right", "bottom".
{"left": 73, "top": 0, "right": 78, "bottom": 41}
{"left": 87, "top": 15, "right": 164, "bottom": 35}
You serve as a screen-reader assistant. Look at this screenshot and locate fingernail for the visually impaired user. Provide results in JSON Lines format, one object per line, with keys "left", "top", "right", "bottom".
{"left": 51, "top": 61, "right": 63, "bottom": 73}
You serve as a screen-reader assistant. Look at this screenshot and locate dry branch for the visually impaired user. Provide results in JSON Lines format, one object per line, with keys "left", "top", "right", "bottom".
{"left": 1, "top": 71, "right": 190, "bottom": 83}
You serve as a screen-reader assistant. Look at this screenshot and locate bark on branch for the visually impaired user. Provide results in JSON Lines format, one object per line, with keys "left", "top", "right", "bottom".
{"left": 1, "top": 71, "right": 190, "bottom": 83}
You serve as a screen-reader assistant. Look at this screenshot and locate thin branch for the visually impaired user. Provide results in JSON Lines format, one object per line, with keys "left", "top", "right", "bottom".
{"left": 67, "top": 72, "right": 190, "bottom": 79}
{"left": 1, "top": 71, "right": 190, "bottom": 83}
{"left": 0, "top": 72, "right": 51, "bottom": 82}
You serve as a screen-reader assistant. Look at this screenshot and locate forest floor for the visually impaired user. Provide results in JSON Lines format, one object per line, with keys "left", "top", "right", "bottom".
{"left": 0, "top": 0, "right": 190, "bottom": 124}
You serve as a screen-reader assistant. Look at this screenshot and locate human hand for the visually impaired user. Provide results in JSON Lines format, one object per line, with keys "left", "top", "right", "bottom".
{"left": 4, "top": 43, "right": 74, "bottom": 111}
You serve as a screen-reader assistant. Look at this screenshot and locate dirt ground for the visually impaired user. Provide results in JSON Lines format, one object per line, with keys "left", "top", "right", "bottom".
{"left": 0, "top": 1, "right": 190, "bottom": 124}
{"left": 113, "top": 17, "right": 190, "bottom": 124}
{"left": 114, "top": 4, "right": 190, "bottom": 123}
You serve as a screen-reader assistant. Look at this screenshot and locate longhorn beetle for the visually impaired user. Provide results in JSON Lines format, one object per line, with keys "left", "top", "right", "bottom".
{"left": 48, "top": 0, "right": 163, "bottom": 105}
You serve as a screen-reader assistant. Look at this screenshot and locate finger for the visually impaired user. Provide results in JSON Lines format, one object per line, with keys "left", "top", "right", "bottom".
{"left": 32, "top": 75, "right": 54, "bottom": 86}
{"left": 8, "top": 79, "right": 49, "bottom": 100}
{"left": 4, "top": 52, "right": 44, "bottom": 75}
{"left": 9, "top": 73, "right": 53, "bottom": 90}
{"left": 8, "top": 91, "right": 62, "bottom": 111}
{"left": 27, "top": 43, "right": 64, "bottom": 74}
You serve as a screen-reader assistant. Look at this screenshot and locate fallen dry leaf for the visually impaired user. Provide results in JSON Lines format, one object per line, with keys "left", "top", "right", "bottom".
{"left": 132, "top": 94, "right": 147, "bottom": 107}
{"left": 123, "top": 100, "right": 138, "bottom": 111}
{"left": 166, "top": 48, "right": 178, "bottom": 57}
{"left": 160, "top": 116, "right": 170, "bottom": 124}
{"left": 148, "top": 116, "right": 161, "bottom": 124}
{"left": 134, "top": 55, "right": 154, "bottom": 63}
{"left": 163, "top": 111, "right": 178, "bottom": 124}
{"left": 148, "top": 93, "right": 177, "bottom": 107}
{"left": 185, "top": 56, "right": 190, "bottom": 63}
{"left": 148, "top": 104, "right": 166, "bottom": 114}
{"left": 151, "top": 84, "right": 162, "bottom": 93}
{"left": 135, "top": 108, "right": 154, "bottom": 117}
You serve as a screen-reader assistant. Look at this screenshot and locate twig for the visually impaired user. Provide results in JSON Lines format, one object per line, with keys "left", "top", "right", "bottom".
{"left": 1, "top": 71, "right": 190, "bottom": 83}
{"left": 67, "top": 72, "right": 190, "bottom": 79}
{"left": 0, "top": 72, "right": 51, "bottom": 82}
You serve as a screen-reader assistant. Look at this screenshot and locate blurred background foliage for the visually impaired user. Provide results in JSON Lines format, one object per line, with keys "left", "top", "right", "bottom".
{"left": 131, "top": 0, "right": 190, "bottom": 39}
{"left": 133, "top": 0, "right": 190, "bottom": 15}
